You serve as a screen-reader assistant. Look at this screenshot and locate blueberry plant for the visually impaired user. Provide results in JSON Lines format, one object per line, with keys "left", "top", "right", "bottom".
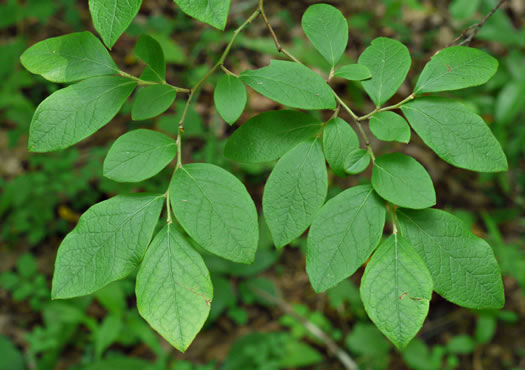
{"left": 21, "top": 0, "right": 508, "bottom": 353}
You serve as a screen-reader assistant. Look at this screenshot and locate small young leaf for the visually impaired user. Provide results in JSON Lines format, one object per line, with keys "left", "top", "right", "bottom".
{"left": 214, "top": 74, "right": 247, "bottom": 125}
{"left": 414, "top": 46, "right": 498, "bottom": 94}
{"left": 263, "top": 139, "right": 327, "bottom": 248}
{"left": 103, "top": 129, "right": 177, "bottom": 182}
{"left": 398, "top": 208, "right": 505, "bottom": 309}
{"left": 240, "top": 60, "right": 336, "bottom": 110}
{"left": 401, "top": 98, "right": 508, "bottom": 172}
{"left": 306, "top": 185, "right": 385, "bottom": 292}
{"left": 358, "top": 37, "right": 411, "bottom": 106}
{"left": 29, "top": 76, "right": 137, "bottom": 152}
{"left": 52, "top": 194, "right": 164, "bottom": 299}
{"left": 334, "top": 64, "right": 372, "bottom": 81}
{"left": 170, "top": 163, "right": 259, "bottom": 263}
{"left": 360, "top": 235, "right": 433, "bottom": 349}
{"left": 344, "top": 149, "right": 371, "bottom": 175}
{"left": 89, "top": 0, "right": 143, "bottom": 49}
{"left": 135, "top": 34, "right": 165, "bottom": 82}
{"left": 136, "top": 224, "right": 213, "bottom": 352}
{"left": 369, "top": 111, "right": 411, "bottom": 143}
{"left": 173, "top": 0, "right": 231, "bottom": 30}
{"left": 322, "top": 117, "right": 359, "bottom": 176}
{"left": 224, "top": 110, "right": 322, "bottom": 163}
{"left": 131, "top": 85, "right": 176, "bottom": 120}
{"left": 372, "top": 153, "right": 436, "bottom": 209}
{"left": 20, "top": 32, "right": 118, "bottom": 83}
{"left": 301, "top": 3, "right": 348, "bottom": 67}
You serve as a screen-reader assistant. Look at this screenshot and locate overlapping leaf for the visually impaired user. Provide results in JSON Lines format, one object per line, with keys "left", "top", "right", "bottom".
{"left": 136, "top": 224, "right": 213, "bottom": 352}
{"left": 29, "top": 76, "right": 136, "bottom": 152}
{"left": 132, "top": 85, "right": 177, "bottom": 120}
{"left": 263, "top": 139, "right": 327, "bottom": 248}
{"left": 306, "top": 185, "right": 385, "bottom": 292}
{"left": 170, "top": 163, "right": 259, "bottom": 263}
{"left": 214, "top": 74, "right": 247, "bottom": 125}
{"left": 52, "top": 194, "right": 164, "bottom": 298}
{"left": 361, "top": 235, "right": 433, "bottom": 349}
{"left": 174, "top": 0, "right": 231, "bottom": 30}
{"left": 89, "top": 0, "right": 143, "bottom": 49}
{"left": 322, "top": 117, "right": 359, "bottom": 176}
{"left": 104, "top": 129, "right": 177, "bottom": 182}
{"left": 240, "top": 60, "right": 336, "bottom": 110}
{"left": 369, "top": 111, "right": 410, "bottom": 143}
{"left": 401, "top": 98, "right": 507, "bottom": 172}
{"left": 20, "top": 32, "right": 118, "bottom": 83}
{"left": 224, "top": 110, "right": 322, "bottom": 163}
{"left": 398, "top": 208, "right": 505, "bottom": 309}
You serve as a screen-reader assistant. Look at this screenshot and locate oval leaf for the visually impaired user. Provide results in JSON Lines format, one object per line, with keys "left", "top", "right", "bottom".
{"left": 89, "top": 0, "right": 143, "bottom": 49}
{"left": 414, "top": 46, "right": 498, "bottom": 94}
{"left": 344, "top": 149, "right": 371, "bottom": 175}
{"left": 240, "top": 60, "right": 336, "bottom": 110}
{"left": 401, "top": 98, "right": 507, "bottom": 172}
{"left": 132, "top": 85, "right": 176, "bottom": 120}
{"left": 29, "top": 76, "right": 137, "bottom": 152}
{"left": 20, "top": 32, "right": 118, "bottom": 83}
{"left": 358, "top": 37, "right": 411, "bottom": 106}
{"left": 263, "top": 139, "right": 327, "bottom": 248}
{"left": 334, "top": 64, "right": 372, "bottom": 81}
{"left": 372, "top": 153, "right": 436, "bottom": 209}
{"left": 361, "top": 235, "right": 433, "bottom": 349}
{"left": 135, "top": 34, "right": 166, "bottom": 82}
{"left": 369, "top": 111, "right": 411, "bottom": 143}
{"left": 136, "top": 224, "right": 213, "bottom": 352}
{"left": 214, "top": 74, "right": 247, "bottom": 125}
{"left": 224, "top": 110, "right": 322, "bottom": 163}
{"left": 306, "top": 185, "right": 386, "bottom": 292}
{"left": 301, "top": 3, "right": 348, "bottom": 67}
{"left": 52, "top": 193, "right": 164, "bottom": 299}
{"left": 174, "top": 0, "right": 231, "bottom": 30}
{"left": 103, "top": 129, "right": 177, "bottom": 182}
{"left": 398, "top": 208, "right": 505, "bottom": 309}
{"left": 170, "top": 163, "right": 259, "bottom": 263}
{"left": 322, "top": 117, "right": 359, "bottom": 176}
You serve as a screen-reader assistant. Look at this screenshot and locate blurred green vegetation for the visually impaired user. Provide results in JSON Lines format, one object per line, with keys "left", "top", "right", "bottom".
{"left": 1, "top": 0, "right": 524, "bottom": 369}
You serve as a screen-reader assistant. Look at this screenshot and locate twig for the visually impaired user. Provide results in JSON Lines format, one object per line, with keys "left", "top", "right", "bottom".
{"left": 252, "top": 287, "right": 359, "bottom": 370}
{"left": 447, "top": 0, "right": 508, "bottom": 47}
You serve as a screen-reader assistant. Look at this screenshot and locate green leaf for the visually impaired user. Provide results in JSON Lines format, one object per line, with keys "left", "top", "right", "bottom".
{"left": 344, "top": 149, "right": 371, "bottom": 175}
{"left": 360, "top": 235, "right": 433, "bottom": 349}
{"left": 322, "top": 117, "right": 359, "bottom": 176}
{"left": 170, "top": 163, "right": 259, "bottom": 263}
{"left": 306, "top": 185, "right": 386, "bottom": 292}
{"left": 29, "top": 76, "right": 136, "bottom": 152}
{"left": 20, "top": 32, "right": 118, "bottom": 83}
{"left": 263, "top": 139, "right": 327, "bottom": 248}
{"left": 414, "top": 46, "right": 498, "bottom": 94}
{"left": 52, "top": 193, "right": 164, "bottom": 299}
{"left": 224, "top": 110, "right": 322, "bottom": 163}
{"left": 131, "top": 85, "right": 176, "bottom": 120}
{"left": 369, "top": 111, "right": 410, "bottom": 143}
{"left": 334, "top": 64, "right": 372, "bottom": 81}
{"left": 401, "top": 98, "right": 507, "bottom": 172}
{"left": 89, "top": 0, "right": 143, "bottom": 49}
{"left": 301, "top": 3, "right": 348, "bottom": 67}
{"left": 95, "top": 315, "right": 122, "bottom": 358}
{"left": 103, "top": 129, "right": 177, "bottom": 182}
{"left": 240, "top": 60, "right": 336, "bottom": 110}
{"left": 136, "top": 224, "right": 212, "bottom": 352}
{"left": 135, "top": 34, "right": 165, "bottom": 82}
{"left": 372, "top": 153, "right": 436, "bottom": 209}
{"left": 358, "top": 37, "right": 411, "bottom": 106}
{"left": 398, "top": 208, "right": 505, "bottom": 309}
{"left": 446, "top": 335, "right": 476, "bottom": 354}
{"left": 173, "top": 0, "right": 231, "bottom": 30}
{"left": 214, "top": 74, "right": 247, "bottom": 125}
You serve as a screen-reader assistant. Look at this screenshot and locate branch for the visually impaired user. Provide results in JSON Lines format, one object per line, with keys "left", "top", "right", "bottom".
{"left": 448, "top": 0, "right": 508, "bottom": 47}
{"left": 252, "top": 287, "right": 359, "bottom": 370}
